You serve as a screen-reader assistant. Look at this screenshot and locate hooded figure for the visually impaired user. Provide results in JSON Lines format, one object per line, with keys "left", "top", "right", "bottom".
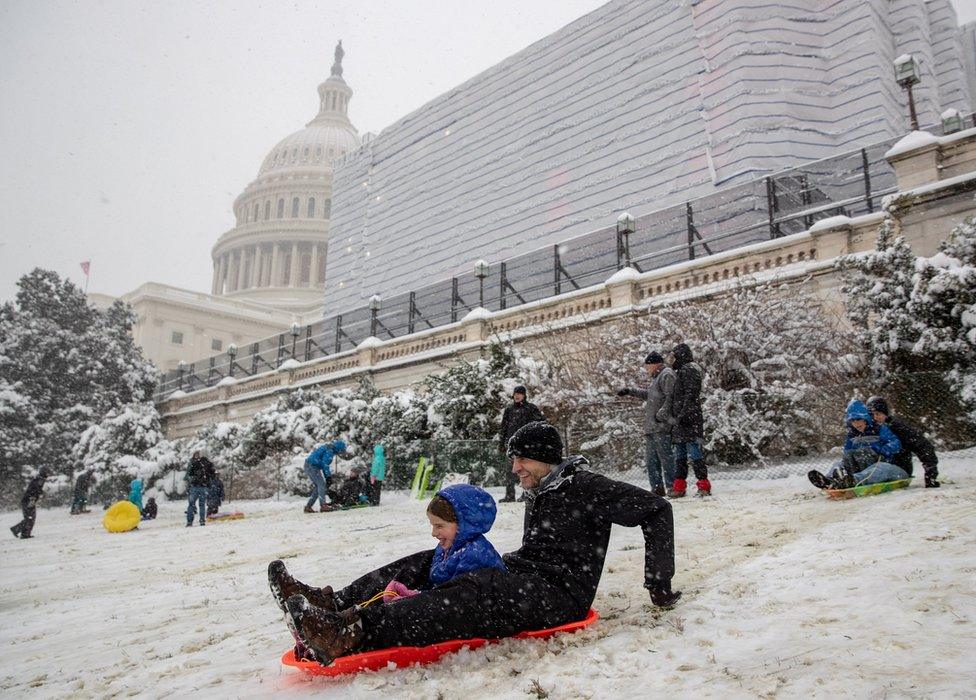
{"left": 129, "top": 478, "right": 144, "bottom": 512}
{"left": 428, "top": 484, "right": 506, "bottom": 586}
{"left": 669, "top": 343, "right": 710, "bottom": 497}
{"left": 369, "top": 444, "right": 386, "bottom": 506}
{"left": 843, "top": 400, "right": 901, "bottom": 464}
{"left": 304, "top": 439, "right": 347, "bottom": 513}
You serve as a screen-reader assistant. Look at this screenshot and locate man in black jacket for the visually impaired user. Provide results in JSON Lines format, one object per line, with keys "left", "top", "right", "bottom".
{"left": 269, "top": 421, "right": 679, "bottom": 666}
{"left": 185, "top": 452, "right": 216, "bottom": 527}
{"left": 866, "top": 396, "right": 940, "bottom": 487}
{"left": 498, "top": 385, "right": 544, "bottom": 502}
{"left": 669, "top": 343, "right": 711, "bottom": 497}
{"left": 70, "top": 469, "right": 95, "bottom": 514}
{"left": 11, "top": 467, "right": 50, "bottom": 539}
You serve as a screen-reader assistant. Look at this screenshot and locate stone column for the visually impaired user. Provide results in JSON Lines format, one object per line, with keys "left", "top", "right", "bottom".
{"left": 236, "top": 249, "right": 247, "bottom": 291}
{"left": 309, "top": 243, "right": 320, "bottom": 287}
{"left": 289, "top": 242, "right": 300, "bottom": 288}
{"left": 270, "top": 244, "right": 281, "bottom": 287}
{"left": 226, "top": 253, "right": 236, "bottom": 292}
{"left": 251, "top": 245, "right": 263, "bottom": 288}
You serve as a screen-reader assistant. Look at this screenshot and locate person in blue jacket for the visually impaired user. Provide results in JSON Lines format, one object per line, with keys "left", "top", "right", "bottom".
{"left": 129, "top": 478, "right": 144, "bottom": 513}
{"left": 304, "top": 439, "right": 347, "bottom": 513}
{"left": 808, "top": 399, "right": 906, "bottom": 489}
{"left": 369, "top": 444, "right": 386, "bottom": 506}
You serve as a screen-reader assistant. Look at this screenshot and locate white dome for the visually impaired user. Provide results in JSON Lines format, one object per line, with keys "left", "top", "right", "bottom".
{"left": 258, "top": 122, "right": 360, "bottom": 175}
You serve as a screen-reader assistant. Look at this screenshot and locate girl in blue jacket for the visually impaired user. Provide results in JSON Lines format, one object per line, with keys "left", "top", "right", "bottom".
{"left": 383, "top": 484, "right": 506, "bottom": 601}
{"left": 369, "top": 444, "right": 385, "bottom": 506}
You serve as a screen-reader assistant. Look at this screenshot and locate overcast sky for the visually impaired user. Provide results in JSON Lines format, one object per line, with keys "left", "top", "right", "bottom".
{"left": 2, "top": 0, "right": 975, "bottom": 303}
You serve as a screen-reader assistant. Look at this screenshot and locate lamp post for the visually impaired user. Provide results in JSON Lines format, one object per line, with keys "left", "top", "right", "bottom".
{"left": 616, "top": 212, "right": 635, "bottom": 269}
{"left": 177, "top": 360, "right": 187, "bottom": 391}
{"left": 474, "top": 259, "right": 489, "bottom": 307}
{"left": 369, "top": 295, "right": 381, "bottom": 337}
{"left": 290, "top": 321, "right": 301, "bottom": 358}
{"left": 894, "top": 54, "right": 921, "bottom": 131}
{"left": 941, "top": 108, "right": 963, "bottom": 135}
{"left": 227, "top": 343, "right": 238, "bottom": 378}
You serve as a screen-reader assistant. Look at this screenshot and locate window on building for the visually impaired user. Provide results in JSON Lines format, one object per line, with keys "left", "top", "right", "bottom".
{"left": 291, "top": 197, "right": 300, "bottom": 218}
{"left": 211, "top": 338, "right": 223, "bottom": 352}
{"left": 277, "top": 198, "right": 284, "bottom": 218}
{"left": 171, "top": 331, "right": 184, "bottom": 345}
{"left": 303, "top": 147, "right": 309, "bottom": 160}
{"left": 316, "top": 147, "right": 322, "bottom": 158}
{"left": 253, "top": 202, "right": 260, "bottom": 222}
{"left": 323, "top": 198, "right": 331, "bottom": 218}
{"left": 307, "top": 197, "right": 316, "bottom": 217}
{"left": 264, "top": 200, "right": 271, "bottom": 220}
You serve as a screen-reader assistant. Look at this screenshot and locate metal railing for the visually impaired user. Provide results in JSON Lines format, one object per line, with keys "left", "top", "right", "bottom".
{"left": 156, "top": 132, "right": 929, "bottom": 398}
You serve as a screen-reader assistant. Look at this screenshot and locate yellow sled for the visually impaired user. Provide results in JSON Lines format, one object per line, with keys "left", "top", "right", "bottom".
{"left": 103, "top": 501, "right": 141, "bottom": 532}
{"left": 826, "top": 478, "right": 912, "bottom": 500}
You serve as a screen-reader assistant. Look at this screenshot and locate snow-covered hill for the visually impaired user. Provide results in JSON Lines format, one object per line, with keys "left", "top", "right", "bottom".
{"left": 2, "top": 462, "right": 974, "bottom": 698}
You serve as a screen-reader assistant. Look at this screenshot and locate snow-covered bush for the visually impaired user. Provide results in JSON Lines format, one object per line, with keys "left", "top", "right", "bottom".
{"left": 73, "top": 402, "right": 164, "bottom": 503}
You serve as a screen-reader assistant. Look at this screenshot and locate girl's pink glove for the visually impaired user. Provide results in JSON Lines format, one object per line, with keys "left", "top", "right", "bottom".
{"left": 383, "top": 580, "right": 419, "bottom": 603}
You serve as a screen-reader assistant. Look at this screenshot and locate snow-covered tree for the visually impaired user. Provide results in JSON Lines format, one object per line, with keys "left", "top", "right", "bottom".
{"left": 909, "top": 214, "right": 976, "bottom": 418}
{"left": 0, "top": 269, "right": 157, "bottom": 502}
{"left": 73, "top": 402, "right": 164, "bottom": 502}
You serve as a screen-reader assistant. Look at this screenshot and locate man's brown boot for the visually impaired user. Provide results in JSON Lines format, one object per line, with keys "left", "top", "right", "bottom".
{"left": 285, "top": 595, "right": 363, "bottom": 665}
{"left": 268, "top": 560, "right": 337, "bottom": 613}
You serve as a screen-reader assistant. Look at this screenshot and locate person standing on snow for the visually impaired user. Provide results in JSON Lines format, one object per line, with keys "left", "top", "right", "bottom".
{"left": 304, "top": 439, "right": 347, "bottom": 513}
{"left": 268, "top": 421, "right": 678, "bottom": 666}
{"left": 369, "top": 444, "right": 386, "bottom": 506}
{"left": 498, "top": 385, "right": 544, "bottom": 502}
{"left": 185, "top": 451, "right": 215, "bottom": 527}
{"left": 207, "top": 471, "right": 225, "bottom": 515}
{"left": 866, "top": 396, "right": 940, "bottom": 488}
{"left": 617, "top": 350, "right": 677, "bottom": 497}
{"left": 70, "top": 469, "right": 95, "bottom": 514}
{"left": 129, "top": 478, "right": 144, "bottom": 513}
{"left": 11, "top": 467, "right": 51, "bottom": 539}
{"left": 669, "top": 343, "right": 711, "bottom": 497}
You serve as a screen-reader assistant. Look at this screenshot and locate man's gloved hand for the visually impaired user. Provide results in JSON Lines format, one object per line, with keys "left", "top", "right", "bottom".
{"left": 648, "top": 585, "right": 682, "bottom": 608}
{"left": 925, "top": 473, "right": 941, "bottom": 488}
{"left": 616, "top": 388, "right": 629, "bottom": 397}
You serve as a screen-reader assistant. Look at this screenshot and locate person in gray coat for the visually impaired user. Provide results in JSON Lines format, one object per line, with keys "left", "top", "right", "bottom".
{"left": 617, "top": 351, "right": 676, "bottom": 496}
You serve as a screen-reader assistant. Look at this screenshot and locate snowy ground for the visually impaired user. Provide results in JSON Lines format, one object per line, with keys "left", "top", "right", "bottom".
{"left": 2, "top": 459, "right": 975, "bottom": 699}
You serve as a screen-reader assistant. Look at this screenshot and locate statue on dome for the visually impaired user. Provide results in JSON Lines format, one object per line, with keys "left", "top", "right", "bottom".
{"left": 331, "top": 40, "right": 344, "bottom": 77}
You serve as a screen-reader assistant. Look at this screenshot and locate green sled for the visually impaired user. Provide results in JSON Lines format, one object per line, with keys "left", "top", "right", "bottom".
{"left": 826, "top": 478, "right": 912, "bottom": 500}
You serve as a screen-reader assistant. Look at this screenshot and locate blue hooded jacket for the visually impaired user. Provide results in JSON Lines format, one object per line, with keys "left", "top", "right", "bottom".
{"left": 129, "top": 478, "right": 143, "bottom": 509}
{"left": 843, "top": 400, "right": 901, "bottom": 460}
{"left": 305, "top": 439, "right": 346, "bottom": 477}
{"left": 429, "top": 484, "right": 506, "bottom": 586}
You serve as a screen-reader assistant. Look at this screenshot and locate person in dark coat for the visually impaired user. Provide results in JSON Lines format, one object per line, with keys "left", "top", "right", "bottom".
{"left": 11, "top": 468, "right": 51, "bottom": 539}
{"left": 866, "top": 396, "right": 940, "bottom": 487}
{"left": 808, "top": 400, "right": 906, "bottom": 489}
{"left": 669, "top": 343, "right": 710, "bottom": 497}
{"left": 207, "top": 472, "right": 225, "bottom": 515}
{"left": 269, "top": 421, "right": 679, "bottom": 666}
{"left": 617, "top": 350, "right": 677, "bottom": 497}
{"left": 185, "top": 451, "right": 215, "bottom": 526}
{"left": 143, "top": 497, "right": 158, "bottom": 520}
{"left": 70, "top": 469, "right": 95, "bottom": 514}
{"left": 498, "top": 385, "right": 544, "bottom": 502}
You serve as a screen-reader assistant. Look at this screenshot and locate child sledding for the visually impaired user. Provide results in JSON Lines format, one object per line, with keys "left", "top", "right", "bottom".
{"left": 808, "top": 399, "right": 912, "bottom": 494}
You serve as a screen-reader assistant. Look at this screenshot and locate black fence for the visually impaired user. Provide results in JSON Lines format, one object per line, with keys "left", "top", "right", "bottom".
{"left": 156, "top": 130, "right": 943, "bottom": 398}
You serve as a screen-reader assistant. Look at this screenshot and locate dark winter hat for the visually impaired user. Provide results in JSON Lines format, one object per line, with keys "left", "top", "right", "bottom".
{"left": 672, "top": 343, "right": 693, "bottom": 364}
{"left": 512, "top": 385, "right": 527, "bottom": 397}
{"left": 866, "top": 396, "right": 891, "bottom": 417}
{"left": 644, "top": 351, "right": 664, "bottom": 365}
{"left": 507, "top": 421, "right": 563, "bottom": 465}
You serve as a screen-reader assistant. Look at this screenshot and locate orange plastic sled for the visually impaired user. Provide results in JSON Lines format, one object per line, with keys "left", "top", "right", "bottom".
{"left": 208, "top": 511, "right": 245, "bottom": 522}
{"left": 282, "top": 607, "right": 599, "bottom": 677}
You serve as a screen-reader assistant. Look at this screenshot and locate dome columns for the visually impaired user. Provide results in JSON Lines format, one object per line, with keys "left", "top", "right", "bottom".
{"left": 213, "top": 241, "right": 326, "bottom": 296}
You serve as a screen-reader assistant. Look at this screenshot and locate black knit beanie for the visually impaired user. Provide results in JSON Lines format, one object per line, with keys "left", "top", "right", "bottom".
{"left": 507, "top": 421, "right": 563, "bottom": 465}
{"left": 866, "top": 396, "right": 890, "bottom": 417}
{"left": 644, "top": 351, "right": 664, "bottom": 364}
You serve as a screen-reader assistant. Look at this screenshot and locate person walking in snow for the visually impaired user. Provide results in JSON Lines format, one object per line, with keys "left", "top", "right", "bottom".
{"left": 129, "top": 478, "right": 144, "bottom": 513}
{"left": 808, "top": 399, "right": 905, "bottom": 490}
{"left": 498, "top": 385, "right": 544, "bottom": 502}
{"left": 617, "top": 350, "right": 677, "bottom": 497}
{"left": 185, "top": 451, "right": 215, "bottom": 527}
{"left": 304, "top": 439, "right": 347, "bottom": 513}
{"left": 70, "top": 469, "right": 95, "bottom": 514}
{"left": 268, "top": 421, "right": 678, "bottom": 666}
{"left": 369, "top": 444, "right": 386, "bottom": 506}
{"left": 11, "top": 467, "right": 51, "bottom": 539}
{"left": 669, "top": 343, "right": 711, "bottom": 497}
{"left": 866, "top": 396, "right": 940, "bottom": 487}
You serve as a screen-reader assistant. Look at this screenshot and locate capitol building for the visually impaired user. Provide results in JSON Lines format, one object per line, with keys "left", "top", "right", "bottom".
{"left": 92, "top": 43, "right": 362, "bottom": 371}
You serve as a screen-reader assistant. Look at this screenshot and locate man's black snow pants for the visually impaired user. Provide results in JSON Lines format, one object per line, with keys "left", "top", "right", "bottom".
{"left": 335, "top": 550, "right": 586, "bottom": 651}
{"left": 12, "top": 504, "right": 36, "bottom": 538}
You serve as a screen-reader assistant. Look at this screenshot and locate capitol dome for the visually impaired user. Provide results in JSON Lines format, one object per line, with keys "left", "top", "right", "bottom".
{"left": 210, "top": 41, "right": 360, "bottom": 313}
